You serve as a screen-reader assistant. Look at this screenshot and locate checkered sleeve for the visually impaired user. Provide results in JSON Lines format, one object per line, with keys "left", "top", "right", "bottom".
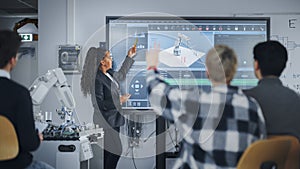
{"left": 249, "top": 97, "right": 267, "bottom": 140}
{"left": 146, "top": 69, "right": 200, "bottom": 123}
{"left": 147, "top": 70, "right": 267, "bottom": 168}
{"left": 193, "top": 89, "right": 267, "bottom": 168}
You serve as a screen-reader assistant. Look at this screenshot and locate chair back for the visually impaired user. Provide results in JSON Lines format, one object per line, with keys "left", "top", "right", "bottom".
{"left": 268, "top": 135, "right": 300, "bottom": 169}
{"left": 0, "top": 115, "right": 19, "bottom": 161}
{"left": 237, "top": 138, "right": 291, "bottom": 169}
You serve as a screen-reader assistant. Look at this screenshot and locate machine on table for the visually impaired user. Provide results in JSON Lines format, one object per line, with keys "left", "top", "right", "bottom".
{"left": 33, "top": 127, "right": 104, "bottom": 169}
{"left": 29, "top": 68, "right": 104, "bottom": 169}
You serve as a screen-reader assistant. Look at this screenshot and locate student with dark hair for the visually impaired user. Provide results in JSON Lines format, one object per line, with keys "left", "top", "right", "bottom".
{"left": 244, "top": 40, "right": 300, "bottom": 140}
{"left": 0, "top": 30, "right": 54, "bottom": 169}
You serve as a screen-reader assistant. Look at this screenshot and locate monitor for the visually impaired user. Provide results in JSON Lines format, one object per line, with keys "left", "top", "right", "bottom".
{"left": 106, "top": 16, "right": 270, "bottom": 109}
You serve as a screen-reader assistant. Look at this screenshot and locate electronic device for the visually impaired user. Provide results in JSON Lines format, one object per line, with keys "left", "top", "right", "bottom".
{"left": 29, "top": 68, "right": 76, "bottom": 118}
{"left": 29, "top": 68, "right": 81, "bottom": 140}
{"left": 58, "top": 45, "right": 81, "bottom": 73}
{"left": 33, "top": 127, "right": 104, "bottom": 169}
{"left": 106, "top": 16, "right": 270, "bottom": 109}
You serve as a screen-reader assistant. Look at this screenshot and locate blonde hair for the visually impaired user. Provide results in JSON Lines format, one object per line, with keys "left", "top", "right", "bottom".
{"left": 205, "top": 45, "right": 237, "bottom": 84}
{"left": 80, "top": 47, "right": 106, "bottom": 97}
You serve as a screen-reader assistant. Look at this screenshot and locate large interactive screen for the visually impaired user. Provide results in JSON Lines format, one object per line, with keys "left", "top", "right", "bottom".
{"left": 106, "top": 16, "right": 270, "bottom": 109}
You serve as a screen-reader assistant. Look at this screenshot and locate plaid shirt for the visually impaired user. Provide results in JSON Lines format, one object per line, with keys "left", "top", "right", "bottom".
{"left": 147, "top": 70, "right": 266, "bottom": 169}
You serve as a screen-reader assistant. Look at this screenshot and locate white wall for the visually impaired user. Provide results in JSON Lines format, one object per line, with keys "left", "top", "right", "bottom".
{"left": 0, "top": 17, "right": 39, "bottom": 88}
{"left": 38, "top": 0, "right": 300, "bottom": 168}
{"left": 38, "top": 0, "right": 300, "bottom": 127}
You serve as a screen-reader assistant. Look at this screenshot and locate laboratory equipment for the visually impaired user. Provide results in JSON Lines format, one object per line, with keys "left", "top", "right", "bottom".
{"left": 29, "top": 68, "right": 75, "bottom": 121}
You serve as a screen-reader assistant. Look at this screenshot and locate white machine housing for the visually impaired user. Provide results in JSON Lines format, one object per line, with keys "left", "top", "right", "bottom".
{"left": 29, "top": 68, "right": 76, "bottom": 117}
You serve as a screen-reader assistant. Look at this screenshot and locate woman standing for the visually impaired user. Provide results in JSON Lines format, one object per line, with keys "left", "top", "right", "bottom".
{"left": 81, "top": 46, "right": 136, "bottom": 169}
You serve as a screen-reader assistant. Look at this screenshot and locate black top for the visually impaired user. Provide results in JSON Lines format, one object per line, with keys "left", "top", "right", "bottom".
{"left": 0, "top": 77, "right": 40, "bottom": 169}
{"left": 94, "top": 56, "right": 134, "bottom": 128}
{"left": 244, "top": 77, "right": 300, "bottom": 140}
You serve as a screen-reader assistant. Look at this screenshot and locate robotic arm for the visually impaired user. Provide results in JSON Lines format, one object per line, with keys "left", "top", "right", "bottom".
{"left": 29, "top": 69, "right": 100, "bottom": 160}
{"left": 29, "top": 68, "right": 76, "bottom": 120}
{"left": 174, "top": 33, "right": 191, "bottom": 56}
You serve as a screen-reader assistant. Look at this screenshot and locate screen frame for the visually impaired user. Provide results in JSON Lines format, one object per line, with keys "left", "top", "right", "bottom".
{"left": 105, "top": 16, "right": 270, "bottom": 110}
{"left": 106, "top": 16, "right": 270, "bottom": 47}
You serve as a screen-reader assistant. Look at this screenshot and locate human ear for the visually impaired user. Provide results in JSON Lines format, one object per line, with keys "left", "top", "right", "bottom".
{"left": 254, "top": 60, "right": 259, "bottom": 71}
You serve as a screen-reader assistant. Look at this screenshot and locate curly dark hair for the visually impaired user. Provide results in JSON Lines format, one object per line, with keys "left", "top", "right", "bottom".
{"left": 80, "top": 47, "right": 106, "bottom": 97}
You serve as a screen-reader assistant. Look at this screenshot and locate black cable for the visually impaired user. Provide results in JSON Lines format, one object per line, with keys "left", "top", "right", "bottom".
{"left": 124, "top": 145, "right": 131, "bottom": 156}
{"left": 131, "top": 147, "right": 138, "bottom": 169}
{"left": 143, "top": 130, "right": 156, "bottom": 142}
{"left": 166, "top": 121, "right": 178, "bottom": 151}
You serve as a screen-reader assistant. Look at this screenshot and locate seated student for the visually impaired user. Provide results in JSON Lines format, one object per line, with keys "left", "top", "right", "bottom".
{"left": 146, "top": 44, "right": 266, "bottom": 169}
{"left": 0, "top": 30, "right": 54, "bottom": 169}
{"left": 243, "top": 40, "right": 300, "bottom": 140}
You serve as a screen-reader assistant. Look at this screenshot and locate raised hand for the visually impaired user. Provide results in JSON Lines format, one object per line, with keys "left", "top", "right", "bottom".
{"left": 146, "top": 42, "right": 160, "bottom": 69}
{"left": 127, "top": 46, "right": 137, "bottom": 58}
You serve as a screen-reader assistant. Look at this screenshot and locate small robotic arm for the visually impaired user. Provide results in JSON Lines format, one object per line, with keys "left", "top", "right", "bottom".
{"left": 174, "top": 33, "right": 191, "bottom": 56}
{"left": 29, "top": 68, "right": 76, "bottom": 118}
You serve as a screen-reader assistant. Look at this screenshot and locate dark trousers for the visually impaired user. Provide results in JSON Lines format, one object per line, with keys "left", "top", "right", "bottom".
{"left": 104, "top": 127, "right": 122, "bottom": 169}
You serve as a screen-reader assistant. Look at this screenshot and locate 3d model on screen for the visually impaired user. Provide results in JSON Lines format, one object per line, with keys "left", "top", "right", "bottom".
{"left": 160, "top": 33, "right": 205, "bottom": 67}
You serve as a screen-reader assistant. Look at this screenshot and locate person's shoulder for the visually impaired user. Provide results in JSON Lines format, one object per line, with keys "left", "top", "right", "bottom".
{"left": 243, "top": 85, "right": 264, "bottom": 101}
{"left": 11, "top": 80, "right": 30, "bottom": 93}
{"left": 234, "top": 92, "right": 262, "bottom": 120}
{"left": 95, "top": 71, "right": 106, "bottom": 83}
{"left": 96, "top": 70, "right": 105, "bottom": 78}
{"left": 1, "top": 78, "right": 25, "bottom": 89}
{"left": 1, "top": 79, "right": 30, "bottom": 97}
{"left": 238, "top": 87, "right": 257, "bottom": 102}
{"left": 282, "top": 85, "right": 300, "bottom": 99}
{"left": 108, "top": 69, "right": 116, "bottom": 75}
{"left": 235, "top": 87, "right": 260, "bottom": 108}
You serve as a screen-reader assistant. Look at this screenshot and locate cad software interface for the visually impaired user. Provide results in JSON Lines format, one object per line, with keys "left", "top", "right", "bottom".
{"left": 107, "top": 17, "right": 269, "bottom": 109}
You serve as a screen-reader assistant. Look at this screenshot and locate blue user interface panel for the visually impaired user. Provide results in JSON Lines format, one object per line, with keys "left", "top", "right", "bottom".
{"left": 106, "top": 16, "right": 269, "bottom": 109}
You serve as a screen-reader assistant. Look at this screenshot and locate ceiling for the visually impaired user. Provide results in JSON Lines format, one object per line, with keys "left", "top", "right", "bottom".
{"left": 0, "top": 0, "right": 38, "bottom": 16}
